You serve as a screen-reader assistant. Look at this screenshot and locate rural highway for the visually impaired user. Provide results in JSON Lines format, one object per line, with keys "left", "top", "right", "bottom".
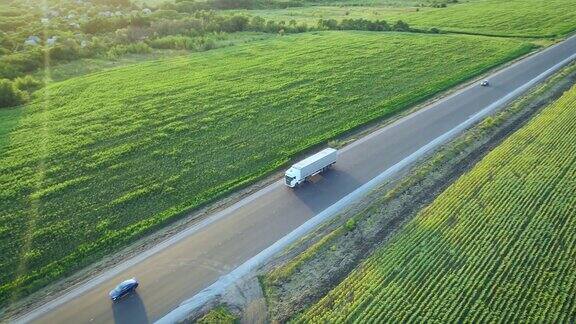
{"left": 18, "top": 35, "right": 576, "bottom": 323}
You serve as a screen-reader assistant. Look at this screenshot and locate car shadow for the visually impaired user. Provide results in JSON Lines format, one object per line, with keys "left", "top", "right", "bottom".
{"left": 112, "top": 292, "right": 149, "bottom": 324}
{"left": 291, "top": 168, "right": 362, "bottom": 213}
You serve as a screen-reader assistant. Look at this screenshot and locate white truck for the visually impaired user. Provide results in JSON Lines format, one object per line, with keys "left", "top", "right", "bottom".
{"left": 285, "top": 148, "right": 337, "bottom": 188}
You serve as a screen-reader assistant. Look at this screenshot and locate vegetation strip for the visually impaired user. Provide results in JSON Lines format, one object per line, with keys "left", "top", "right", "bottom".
{"left": 196, "top": 305, "right": 238, "bottom": 324}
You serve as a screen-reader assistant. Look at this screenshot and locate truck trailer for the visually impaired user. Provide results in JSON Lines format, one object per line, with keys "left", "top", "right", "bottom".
{"left": 285, "top": 148, "right": 337, "bottom": 188}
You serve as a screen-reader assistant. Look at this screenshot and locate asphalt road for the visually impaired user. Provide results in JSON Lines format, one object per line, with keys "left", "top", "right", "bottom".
{"left": 20, "top": 35, "right": 576, "bottom": 324}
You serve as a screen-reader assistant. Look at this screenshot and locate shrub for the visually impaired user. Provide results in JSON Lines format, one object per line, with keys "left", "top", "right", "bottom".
{"left": 200, "top": 38, "right": 217, "bottom": 51}
{"left": 149, "top": 35, "right": 195, "bottom": 50}
{"left": 119, "top": 25, "right": 153, "bottom": 43}
{"left": 0, "top": 62, "right": 21, "bottom": 80}
{"left": 151, "top": 9, "right": 183, "bottom": 20}
{"left": 345, "top": 218, "right": 357, "bottom": 231}
{"left": 48, "top": 43, "right": 81, "bottom": 62}
{"left": 13, "top": 75, "right": 44, "bottom": 94}
{"left": 81, "top": 36, "right": 110, "bottom": 57}
{"left": 92, "top": 0, "right": 130, "bottom": 6}
{"left": 0, "top": 79, "right": 27, "bottom": 108}
{"left": 0, "top": 50, "right": 43, "bottom": 79}
{"left": 197, "top": 306, "right": 237, "bottom": 324}
{"left": 339, "top": 18, "right": 390, "bottom": 31}
{"left": 393, "top": 20, "right": 410, "bottom": 32}
{"left": 82, "top": 17, "right": 128, "bottom": 35}
{"left": 169, "top": 0, "right": 211, "bottom": 13}
{"left": 318, "top": 18, "right": 338, "bottom": 30}
{"left": 212, "top": 0, "right": 255, "bottom": 9}
{"left": 220, "top": 15, "right": 250, "bottom": 33}
{"left": 318, "top": 18, "right": 392, "bottom": 32}
{"left": 250, "top": 16, "right": 266, "bottom": 31}
{"left": 129, "top": 14, "right": 152, "bottom": 28}
{"left": 106, "top": 42, "right": 152, "bottom": 59}
{"left": 150, "top": 19, "right": 190, "bottom": 37}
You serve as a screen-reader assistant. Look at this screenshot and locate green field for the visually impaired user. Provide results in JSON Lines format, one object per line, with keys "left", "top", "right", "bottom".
{"left": 39, "top": 33, "right": 274, "bottom": 83}
{"left": 239, "top": 0, "right": 576, "bottom": 37}
{"left": 0, "top": 31, "right": 532, "bottom": 303}
{"left": 298, "top": 83, "right": 576, "bottom": 322}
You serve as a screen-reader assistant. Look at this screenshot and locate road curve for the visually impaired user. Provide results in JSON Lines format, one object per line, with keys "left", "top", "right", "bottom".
{"left": 18, "top": 35, "right": 576, "bottom": 324}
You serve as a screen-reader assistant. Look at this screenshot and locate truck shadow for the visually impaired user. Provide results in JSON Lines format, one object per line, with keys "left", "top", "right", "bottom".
{"left": 112, "top": 292, "right": 149, "bottom": 324}
{"left": 291, "top": 168, "right": 362, "bottom": 213}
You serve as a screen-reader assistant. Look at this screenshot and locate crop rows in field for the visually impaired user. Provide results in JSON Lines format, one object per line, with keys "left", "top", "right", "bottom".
{"left": 0, "top": 31, "right": 532, "bottom": 303}
{"left": 244, "top": 0, "right": 576, "bottom": 38}
{"left": 297, "top": 84, "right": 576, "bottom": 323}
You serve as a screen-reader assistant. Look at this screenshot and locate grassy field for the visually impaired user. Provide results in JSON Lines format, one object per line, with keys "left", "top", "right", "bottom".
{"left": 291, "top": 0, "right": 458, "bottom": 6}
{"left": 239, "top": 0, "right": 576, "bottom": 37}
{"left": 0, "top": 31, "right": 532, "bottom": 304}
{"left": 38, "top": 33, "right": 274, "bottom": 83}
{"left": 297, "top": 83, "right": 576, "bottom": 322}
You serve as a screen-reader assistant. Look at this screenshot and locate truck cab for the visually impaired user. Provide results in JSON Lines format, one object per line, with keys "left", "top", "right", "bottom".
{"left": 285, "top": 167, "right": 300, "bottom": 187}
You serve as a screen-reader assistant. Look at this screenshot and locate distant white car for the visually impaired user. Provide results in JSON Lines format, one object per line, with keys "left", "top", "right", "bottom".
{"left": 480, "top": 80, "right": 490, "bottom": 87}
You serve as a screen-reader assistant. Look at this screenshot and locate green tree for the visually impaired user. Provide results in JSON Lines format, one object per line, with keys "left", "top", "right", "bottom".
{"left": 92, "top": 0, "right": 131, "bottom": 7}
{"left": 393, "top": 20, "right": 410, "bottom": 32}
{"left": 318, "top": 19, "right": 338, "bottom": 30}
{"left": 250, "top": 16, "right": 266, "bottom": 31}
{"left": 81, "top": 17, "right": 117, "bottom": 34}
{"left": 0, "top": 50, "right": 43, "bottom": 79}
{"left": 13, "top": 75, "right": 44, "bottom": 94}
{"left": 48, "top": 41, "right": 81, "bottom": 62}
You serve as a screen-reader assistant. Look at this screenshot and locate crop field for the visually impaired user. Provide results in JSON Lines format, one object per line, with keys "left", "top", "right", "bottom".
{"left": 241, "top": 0, "right": 576, "bottom": 37}
{"left": 295, "top": 0, "right": 450, "bottom": 6}
{"left": 297, "top": 84, "right": 576, "bottom": 322}
{"left": 39, "top": 33, "right": 274, "bottom": 83}
{"left": 0, "top": 31, "right": 533, "bottom": 303}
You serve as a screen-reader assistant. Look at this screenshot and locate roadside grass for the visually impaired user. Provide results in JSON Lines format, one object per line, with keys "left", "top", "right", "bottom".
{"left": 236, "top": 0, "right": 576, "bottom": 37}
{"left": 0, "top": 31, "right": 533, "bottom": 305}
{"left": 298, "top": 81, "right": 576, "bottom": 323}
{"left": 196, "top": 305, "right": 238, "bottom": 324}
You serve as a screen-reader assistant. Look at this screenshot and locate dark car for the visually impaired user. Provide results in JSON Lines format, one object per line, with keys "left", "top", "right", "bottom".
{"left": 109, "top": 278, "right": 139, "bottom": 301}
{"left": 480, "top": 80, "right": 490, "bottom": 87}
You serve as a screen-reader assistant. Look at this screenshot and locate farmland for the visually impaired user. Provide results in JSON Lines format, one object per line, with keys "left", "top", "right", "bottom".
{"left": 239, "top": 0, "right": 576, "bottom": 37}
{"left": 37, "top": 33, "right": 275, "bottom": 83}
{"left": 0, "top": 31, "right": 533, "bottom": 304}
{"left": 297, "top": 83, "right": 576, "bottom": 322}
